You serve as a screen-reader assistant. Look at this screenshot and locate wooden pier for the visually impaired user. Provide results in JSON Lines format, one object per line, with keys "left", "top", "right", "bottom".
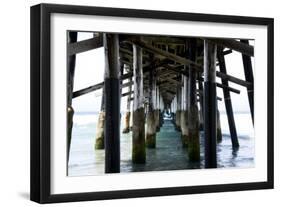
{"left": 67, "top": 32, "right": 254, "bottom": 173}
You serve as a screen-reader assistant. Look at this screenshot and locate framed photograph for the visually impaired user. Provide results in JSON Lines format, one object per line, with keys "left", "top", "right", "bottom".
{"left": 30, "top": 3, "right": 274, "bottom": 203}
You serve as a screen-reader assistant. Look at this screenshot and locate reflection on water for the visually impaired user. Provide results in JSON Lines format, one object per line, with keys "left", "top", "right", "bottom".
{"left": 68, "top": 113, "right": 254, "bottom": 176}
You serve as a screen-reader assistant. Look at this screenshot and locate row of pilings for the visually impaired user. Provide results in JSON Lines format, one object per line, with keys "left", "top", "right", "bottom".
{"left": 94, "top": 51, "right": 165, "bottom": 164}
{"left": 67, "top": 32, "right": 254, "bottom": 173}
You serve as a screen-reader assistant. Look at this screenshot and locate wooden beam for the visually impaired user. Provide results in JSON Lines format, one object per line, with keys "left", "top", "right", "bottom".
{"left": 122, "top": 81, "right": 134, "bottom": 88}
{"left": 223, "top": 49, "right": 233, "bottom": 56}
{"left": 72, "top": 77, "right": 133, "bottom": 98}
{"left": 197, "top": 97, "right": 222, "bottom": 101}
{"left": 72, "top": 82, "right": 127, "bottom": 99}
{"left": 215, "top": 82, "right": 240, "bottom": 94}
{"left": 206, "top": 38, "right": 254, "bottom": 57}
{"left": 72, "top": 82, "right": 103, "bottom": 98}
{"left": 158, "top": 76, "right": 182, "bottom": 86}
{"left": 131, "top": 39, "right": 202, "bottom": 70}
{"left": 142, "top": 36, "right": 185, "bottom": 45}
{"left": 72, "top": 76, "right": 239, "bottom": 100}
{"left": 120, "top": 49, "right": 151, "bottom": 62}
{"left": 217, "top": 47, "right": 239, "bottom": 148}
{"left": 216, "top": 71, "right": 251, "bottom": 87}
{"left": 163, "top": 63, "right": 250, "bottom": 88}
{"left": 163, "top": 64, "right": 185, "bottom": 75}
{"left": 122, "top": 90, "right": 134, "bottom": 97}
{"left": 197, "top": 90, "right": 222, "bottom": 101}
{"left": 160, "top": 89, "right": 177, "bottom": 96}
{"left": 158, "top": 69, "right": 241, "bottom": 94}
{"left": 120, "top": 58, "right": 132, "bottom": 67}
{"left": 67, "top": 35, "right": 103, "bottom": 56}
{"left": 131, "top": 39, "right": 252, "bottom": 88}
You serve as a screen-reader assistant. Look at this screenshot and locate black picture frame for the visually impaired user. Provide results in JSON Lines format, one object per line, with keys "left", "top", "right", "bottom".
{"left": 30, "top": 3, "right": 274, "bottom": 204}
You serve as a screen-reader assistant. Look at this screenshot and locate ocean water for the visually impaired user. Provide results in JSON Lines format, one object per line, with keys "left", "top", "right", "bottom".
{"left": 68, "top": 112, "right": 254, "bottom": 176}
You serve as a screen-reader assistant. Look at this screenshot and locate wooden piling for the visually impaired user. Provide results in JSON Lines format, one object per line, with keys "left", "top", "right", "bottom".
{"left": 67, "top": 106, "right": 74, "bottom": 164}
{"left": 132, "top": 44, "right": 146, "bottom": 163}
{"left": 122, "top": 66, "right": 132, "bottom": 133}
{"left": 95, "top": 93, "right": 105, "bottom": 149}
{"left": 203, "top": 40, "right": 217, "bottom": 168}
{"left": 181, "top": 74, "right": 189, "bottom": 148}
{"left": 175, "top": 83, "right": 182, "bottom": 131}
{"left": 123, "top": 112, "right": 131, "bottom": 133}
{"left": 146, "top": 66, "right": 157, "bottom": 148}
{"left": 171, "top": 98, "right": 176, "bottom": 125}
{"left": 104, "top": 33, "right": 120, "bottom": 173}
{"left": 216, "top": 109, "right": 222, "bottom": 143}
{"left": 217, "top": 47, "right": 239, "bottom": 148}
{"left": 155, "top": 86, "right": 160, "bottom": 131}
{"left": 187, "top": 39, "right": 200, "bottom": 161}
{"left": 67, "top": 31, "right": 77, "bottom": 167}
{"left": 159, "top": 95, "right": 164, "bottom": 127}
{"left": 241, "top": 40, "right": 254, "bottom": 124}
{"left": 198, "top": 78, "right": 204, "bottom": 130}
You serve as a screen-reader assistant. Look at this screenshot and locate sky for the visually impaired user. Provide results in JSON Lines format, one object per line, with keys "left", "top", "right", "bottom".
{"left": 71, "top": 32, "right": 254, "bottom": 114}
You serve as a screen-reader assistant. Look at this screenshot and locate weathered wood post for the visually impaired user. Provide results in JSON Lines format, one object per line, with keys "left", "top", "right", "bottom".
{"left": 170, "top": 98, "right": 174, "bottom": 123}
{"left": 173, "top": 97, "right": 176, "bottom": 123}
{"left": 155, "top": 86, "right": 160, "bottom": 131}
{"left": 181, "top": 73, "right": 189, "bottom": 147}
{"left": 241, "top": 40, "right": 254, "bottom": 124}
{"left": 175, "top": 80, "right": 182, "bottom": 131}
{"left": 67, "top": 31, "right": 77, "bottom": 167}
{"left": 204, "top": 40, "right": 217, "bottom": 168}
{"left": 104, "top": 33, "right": 120, "bottom": 173}
{"left": 159, "top": 95, "right": 164, "bottom": 127}
{"left": 122, "top": 65, "right": 132, "bottom": 134}
{"left": 132, "top": 44, "right": 146, "bottom": 163}
{"left": 217, "top": 47, "right": 239, "bottom": 148}
{"left": 146, "top": 66, "right": 157, "bottom": 148}
{"left": 172, "top": 97, "right": 177, "bottom": 125}
{"left": 94, "top": 92, "right": 105, "bottom": 149}
{"left": 187, "top": 39, "right": 200, "bottom": 161}
{"left": 216, "top": 108, "right": 222, "bottom": 143}
{"left": 198, "top": 78, "right": 204, "bottom": 130}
